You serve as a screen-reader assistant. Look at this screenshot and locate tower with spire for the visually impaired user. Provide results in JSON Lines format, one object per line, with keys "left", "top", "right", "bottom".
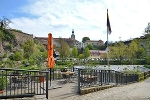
{"left": 71, "top": 29, "right": 75, "bottom": 40}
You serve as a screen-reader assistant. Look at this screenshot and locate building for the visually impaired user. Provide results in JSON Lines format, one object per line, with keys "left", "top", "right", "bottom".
{"left": 84, "top": 40, "right": 104, "bottom": 47}
{"left": 89, "top": 50, "right": 107, "bottom": 58}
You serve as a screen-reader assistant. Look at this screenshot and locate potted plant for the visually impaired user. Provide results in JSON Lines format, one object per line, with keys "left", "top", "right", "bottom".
{"left": 0, "top": 76, "right": 7, "bottom": 94}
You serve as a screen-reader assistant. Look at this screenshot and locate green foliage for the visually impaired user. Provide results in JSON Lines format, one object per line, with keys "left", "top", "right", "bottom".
{"left": 86, "top": 44, "right": 93, "bottom": 50}
{"left": 0, "top": 76, "right": 7, "bottom": 90}
{"left": 31, "top": 51, "right": 47, "bottom": 66}
{"left": 9, "top": 51, "right": 23, "bottom": 61}
{"left": 95, "top": 45, "right": 106, "bottom": 50}
{"left": 0, "top": 30, "right": 4, "bottom": 40}
{"left": 55, "top": 61, "right": 72, "bottom": 67}
{"left": 82, "top": 37, "right": 90, "bottom": 43}
{"left": 78, "top": 54, "right": 84, "bottom": 59}
{"left": 127, "top": 41, "right": 139, "bottom": 64}
{"left": 55, "top": 38, "right": 70, "bottom": 59}
{"left": 5, "top": 44, "right": 13, "bottom": 51}
{"left": 22, "top": 39, "right": 35, "bottom": 59}
{"left": 2, "top": 30, "right": 15, "bottom": 41}
{"left": 72, "top": 46, "right": 78, "bottom": 58}
{"left": 34, "top": 39, "right": 40, "bottom": 44}
{"left": 144, "top": 65, "right": 150, "bottom": 69}
{"left": 20, "top": 65, "right": 41, "bottom": 70}
{"left": 36, "top": 44, "right": 46, "bottom": 52}
{"left": 3, "top": 52, "right": 7, "bottom": 58}
{"left": 30, "top": 43, "right": 47, "bottom": 66}
{"left": 83, "top": 47, "right": 90, "bottom": 58}
{"left": 11, "top": 29, "right": 23, "bottom": 33}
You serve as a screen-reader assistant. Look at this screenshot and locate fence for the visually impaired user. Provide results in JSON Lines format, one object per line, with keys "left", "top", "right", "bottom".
{"left": 47, "top": 67, "right": 74, "bottom": 80}
{"left": 0, "top": 68, "right": 49, "bottom": 99}
{"left": 77, "top": 68, "right": 150, "bottom": 94}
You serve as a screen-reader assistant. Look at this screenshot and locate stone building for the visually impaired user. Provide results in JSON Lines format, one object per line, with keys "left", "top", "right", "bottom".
{"left": 84, "top": 40, "right": 104, "bottom": 47}
{"left": 89, "top": 50, "right": 107, "bottom": 58}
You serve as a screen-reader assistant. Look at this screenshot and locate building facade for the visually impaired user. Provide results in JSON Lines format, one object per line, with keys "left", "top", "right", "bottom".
{"left": 84, "top": 40, "right": 104, "bottom": 47}
{"left": 89, "top": 50, "right": 107, "bottom": 58}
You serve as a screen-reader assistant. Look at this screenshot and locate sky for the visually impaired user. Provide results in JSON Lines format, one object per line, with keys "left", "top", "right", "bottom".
{"left": 0, "top": 0, "right": 150, "bottom": 42}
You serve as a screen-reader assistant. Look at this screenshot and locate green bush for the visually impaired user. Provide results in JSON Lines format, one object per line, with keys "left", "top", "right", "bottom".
{"left": 9, "top": 51, "right": 23, "bottom": 61}
{"left": 144, "top": 65, "right": 150, "bottom": 69}
{"left": 3, "top": 52, "right": 7, "bottom": 58}
{"left": 0, "top": 76, "right": 7, "bottom": 90}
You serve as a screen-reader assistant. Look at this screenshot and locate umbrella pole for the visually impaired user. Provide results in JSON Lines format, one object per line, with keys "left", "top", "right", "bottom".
{"left": 50, "top": 68, "right": 51, "bottom": 86}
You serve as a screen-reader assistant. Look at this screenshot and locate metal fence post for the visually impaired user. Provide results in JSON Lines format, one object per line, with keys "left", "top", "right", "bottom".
{"left": 108, "top": 70, "right": 110, "bottom": 83}
{"left": 101, "top": 70, "right": 103, "bottom": 85}
{"left": 115, "top": 71, "right": 118, "bottom": 85}
{"left": 77, "top": 69, "right": 81, "bottom": 94}
{"left": 46, "top": 71, "right": 49, "bottom": 99}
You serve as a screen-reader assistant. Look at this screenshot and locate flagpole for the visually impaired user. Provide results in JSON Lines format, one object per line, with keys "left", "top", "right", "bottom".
{"left": 107, "top": 9, "right": 109, "bottom": 66}
{"left": 107, "top": 25, "right": 109, "bottom": 66}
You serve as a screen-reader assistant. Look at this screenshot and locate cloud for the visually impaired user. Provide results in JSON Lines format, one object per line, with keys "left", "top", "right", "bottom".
{"left": 9, "top": 0, "right": 150, "bottom": 42}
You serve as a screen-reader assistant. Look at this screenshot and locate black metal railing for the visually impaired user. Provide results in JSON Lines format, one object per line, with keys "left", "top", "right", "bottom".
{"left": 0, "top": 68, "right": 49, "bottom": 99}
{"left": 77, "top": 68, "right": 147, "bottom": 94}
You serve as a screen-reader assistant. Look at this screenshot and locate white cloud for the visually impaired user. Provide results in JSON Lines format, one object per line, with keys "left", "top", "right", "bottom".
{"left": 9, "top": 0, "right": 150, "bottom": 42}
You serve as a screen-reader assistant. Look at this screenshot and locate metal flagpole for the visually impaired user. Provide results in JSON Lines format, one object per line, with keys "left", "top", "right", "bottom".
{"left": 106, "top": 9, "right": 111, "bottom": 66}
{"left": 107, "top": 26, "right": 109, "bottom": 66}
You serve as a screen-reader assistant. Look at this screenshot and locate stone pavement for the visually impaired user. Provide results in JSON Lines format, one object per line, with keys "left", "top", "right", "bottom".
{"left": 32, "top": 77, "right": 150, "bottom": 100}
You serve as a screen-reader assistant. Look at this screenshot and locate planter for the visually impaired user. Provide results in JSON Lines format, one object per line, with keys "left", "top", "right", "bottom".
{"left": 0, "top": 90, "right": 4, "bottom": 94}
{"left": 39, "top": 76, "right": 45, "bottom": 82}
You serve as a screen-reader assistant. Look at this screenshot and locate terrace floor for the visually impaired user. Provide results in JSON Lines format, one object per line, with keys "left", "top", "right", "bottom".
{"left": 33, "top": 77, "right": 150, "bottom": 100}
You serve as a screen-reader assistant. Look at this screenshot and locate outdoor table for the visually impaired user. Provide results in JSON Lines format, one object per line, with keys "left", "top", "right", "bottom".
{"left": 10, "top": 75, "right": 31, "bottom": 88}
{"left": 61, "top": 71, "right": 75, "bottom": 82}
{"left": 61, "top": 71, "right": 75, "bottom": 75}
{"left": 80, "top": 75, "right": 97, "bottom": 84}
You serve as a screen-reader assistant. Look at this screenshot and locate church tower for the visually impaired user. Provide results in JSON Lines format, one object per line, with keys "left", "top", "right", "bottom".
{"left": 71, "top": 29, "right": 75, "bottom": 40}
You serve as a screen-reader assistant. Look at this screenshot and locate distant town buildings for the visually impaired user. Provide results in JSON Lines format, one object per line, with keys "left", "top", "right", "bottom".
{"left": 84, "top": 40, "right": 104, "bottom": 47}
{"left": 34, "top": 29, "right": 107, "bottom": 58}
{"left": 90, "top": 50, "right": 107, "bottom": 58}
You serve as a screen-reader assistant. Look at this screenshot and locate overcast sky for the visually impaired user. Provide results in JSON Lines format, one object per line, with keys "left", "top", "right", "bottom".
{"left": 0, "top": 0, "right": 150, "bottom": 42}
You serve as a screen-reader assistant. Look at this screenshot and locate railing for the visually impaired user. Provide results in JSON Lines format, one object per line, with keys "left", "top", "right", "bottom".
{"left": 0, "top": 68, "right": 49, "bottom": 99}
{"left": 48, "top": 67, "right": 74, "bottom": 80}
{"left": 77, "top": 69, "right": 150, "bottom": 94}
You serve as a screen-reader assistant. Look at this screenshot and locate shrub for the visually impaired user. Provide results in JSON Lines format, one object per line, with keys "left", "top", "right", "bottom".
{"left": 9, "top": 51, "right": 23, "bottom": 61}
{"left": 0, "top": 76, "right": 7, "bottom": 90}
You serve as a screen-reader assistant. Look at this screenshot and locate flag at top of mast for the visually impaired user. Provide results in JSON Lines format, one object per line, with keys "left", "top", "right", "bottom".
{"left": 107, "top": 9, "right": 112, "bottom": 34}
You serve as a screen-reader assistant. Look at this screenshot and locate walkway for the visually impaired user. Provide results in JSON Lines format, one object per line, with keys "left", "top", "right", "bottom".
{"left": 34, "top": 77, "right": 150, "bottom": 100}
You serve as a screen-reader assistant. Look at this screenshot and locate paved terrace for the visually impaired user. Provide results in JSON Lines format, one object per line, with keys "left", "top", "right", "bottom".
{"left": 33, "top": 77, "right": 150, "bottom": 100}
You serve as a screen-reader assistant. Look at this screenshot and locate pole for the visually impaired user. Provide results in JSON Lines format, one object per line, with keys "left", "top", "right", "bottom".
{"left": 107, "top": 26, "right": 109, "bottom": 66}
{"left": 50, "top": 68, "right": 51, "bottom": 86}
{"left": 107, "top": 9, "right": 110, "bottom": 66}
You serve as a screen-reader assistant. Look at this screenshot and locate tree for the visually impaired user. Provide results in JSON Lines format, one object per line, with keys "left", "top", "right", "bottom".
{"left": 109, "top": 41, "right": 126, "bottom": 64}
{"left": 30, "top": 43, "right": 47, "bottom": 66}
{"left": 22, "top": 39, "right": 35, "bottom": 59}
{"left": 83, "top": 47, "right": 90, "bottom": 58}
{"left": 78, "top": 54, "right": 84, "bottom": 59}
{"left": 0, "top": 17, "right": 15, "bottom": 41}
{"left": 127, "top": 41, "right": 138, "bottom": 64}
{"left": 86, "top": 44, "right": 94, "bottom": 50}
{"left": 95, "top": 45, "right": 106, "bottom": 50}
{"left": 9, "top": 51, "right": 23, "bottom": 61}
{"left": 82, "top": 37, "right": 90, "bottom": 43}
{"left": 72, "top": 46, "right": 78, "bottom": 58}
{"left": 0, "top": 16, "right": 11, "bottom": 29}
{"left": 55, "top": 38, "right": 70, "bottom": 60}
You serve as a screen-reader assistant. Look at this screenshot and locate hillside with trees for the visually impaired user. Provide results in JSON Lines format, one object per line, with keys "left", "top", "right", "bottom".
{"left": 0, "top": 17, "right": 47, "bottom": 70}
